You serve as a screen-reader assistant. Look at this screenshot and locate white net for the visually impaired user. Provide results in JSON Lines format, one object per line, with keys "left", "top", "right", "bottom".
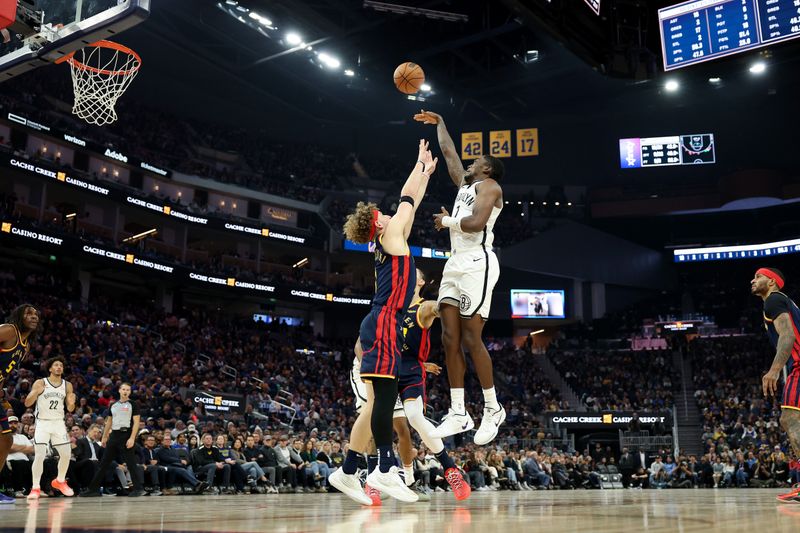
{"left": 65, "top": 41, "right": 141, "bottom": 126}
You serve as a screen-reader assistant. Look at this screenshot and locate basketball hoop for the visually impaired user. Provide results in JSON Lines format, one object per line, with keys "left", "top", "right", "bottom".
{"left": 56, "top": 40, "right": 141, "bottom": 126}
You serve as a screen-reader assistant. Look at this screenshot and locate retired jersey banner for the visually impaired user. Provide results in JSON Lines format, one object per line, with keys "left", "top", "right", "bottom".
{"left": 489, "top": 130, "right": 512, "bottom": 158}
{"left": 461, "top": 132, "right": 483, "bottom": 160}
{"left": 545, "top": 411, "right": 672, "bottom": 429}
{"left": 516, "top": 128, "right": 539, "bottom": 157}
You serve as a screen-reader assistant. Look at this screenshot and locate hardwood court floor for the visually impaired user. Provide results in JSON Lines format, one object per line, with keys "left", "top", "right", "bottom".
{"left": 2, "top": 489, "right": 800, "bottom": 533}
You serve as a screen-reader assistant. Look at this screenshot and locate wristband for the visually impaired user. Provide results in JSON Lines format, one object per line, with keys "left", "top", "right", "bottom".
{"left": 441, "top": 216, "right": 462, "bottom": 231}
{"left": 417, "top": 160, "right": 426, "bottom": 173}
{"left": 399, "top": 195, "right": 415, "bottom": 207}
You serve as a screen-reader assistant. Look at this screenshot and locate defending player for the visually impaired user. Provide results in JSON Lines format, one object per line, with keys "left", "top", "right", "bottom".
{"left": 349, "top": 269, "right": 471, "bottom": 503}
{"left": 350, "top": 352, "right": 424, "bottom": 503}
{"left": 753, "top": 268, "right": 800, "bottom": 503}
{"left": 414, "top": 109, "right": 506, "bottom": 444}
{"left": 330, "top": 139, "right": 436, "bottom": 505}
{"left": 24, "top": 356, "right": 76, "bottom": 499}
{"left": 0, "top": 304, "right": 40, "bottom": 504}
{"left": 396, "top": 268, "right": 471, "bottom": 500}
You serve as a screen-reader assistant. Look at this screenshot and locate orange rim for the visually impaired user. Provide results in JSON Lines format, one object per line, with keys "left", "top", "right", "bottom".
{"left": 55, "top": 40, "right": 141, "bottom": 76}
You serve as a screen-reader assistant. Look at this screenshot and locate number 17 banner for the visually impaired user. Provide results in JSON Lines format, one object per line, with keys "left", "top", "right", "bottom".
{"left": 516, "top": 128, "right": 539, "bottom": 157}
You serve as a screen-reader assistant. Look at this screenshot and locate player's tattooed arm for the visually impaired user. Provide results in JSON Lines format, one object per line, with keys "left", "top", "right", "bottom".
{"left": 762, "top": 312, "right": 794, "bottom": 397}
{"left": 413, "top": 110, "right": 465, "bottom": 187}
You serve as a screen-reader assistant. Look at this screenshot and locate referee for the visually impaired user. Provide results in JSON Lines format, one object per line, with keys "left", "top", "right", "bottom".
{"left": 81, "top": 383, "right": 145, "bottom": 497}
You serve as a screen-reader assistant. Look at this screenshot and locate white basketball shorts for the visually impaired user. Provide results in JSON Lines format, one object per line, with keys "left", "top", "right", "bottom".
{"left": 34, "top": 419, "right": 69, "bottom": 446}
{"left": 438, "top": 247, "right": 499, "bottom": 320}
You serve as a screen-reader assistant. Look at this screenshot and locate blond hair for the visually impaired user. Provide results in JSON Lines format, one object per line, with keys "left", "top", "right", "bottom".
{"left": 343, "top": 201, "right": 378, "bottom": 244}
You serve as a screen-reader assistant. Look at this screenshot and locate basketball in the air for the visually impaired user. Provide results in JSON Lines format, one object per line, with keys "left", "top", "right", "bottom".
{"left": 393, "top": 62, "right": 425, "bottom": 95}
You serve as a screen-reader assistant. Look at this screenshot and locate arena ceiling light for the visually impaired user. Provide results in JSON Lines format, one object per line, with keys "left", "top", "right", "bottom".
{"left": 664, "top": 80, "right": 679, "bottom": 92}
{"left": 749, "top": 62, "right": 766, "bottom": 74}
{"left": 249, "top": 12, "right": 273, "bottom": 27}
{"left": 708, "top": 77, "right": 721, "bottom": 84}
{"left": 318, "top": 52, "right": 341, "bottom": 69}
{"left": 344, "top": 69, "right": 355, "bottom": 76}
{"left": 420, "top": 83, "right": 432, "bottom": 92}
{"left": 285, "top": 32, "right": 302, "bottom": 46}
{"left": 293, "top": 257, "right": 309, "bottom": 269}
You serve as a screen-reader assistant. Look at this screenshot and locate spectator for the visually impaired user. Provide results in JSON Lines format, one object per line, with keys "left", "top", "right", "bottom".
{"left": 191, "top": 433, "right": 231, "bottom": 494}
{"left": 139, "top": 433, "right": 167, "bottom": 495}
{"left": 155, "top": 433, "right": 207, "bottom": 494}
{"left": 230, "top": 437, "right": 270, "bottom": 493}
{"left": 273, "top": 435, "right": 301, "bottom": 492}
{"left": 2, "top": 417, "right": 33, "bottom": 496}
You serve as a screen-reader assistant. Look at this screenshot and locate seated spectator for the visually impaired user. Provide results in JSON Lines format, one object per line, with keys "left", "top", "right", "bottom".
{"left": 2, "top": 417, "right": 33, "bottom": 496}
{"left": 271, "top": 435, "right": 298, "bottom": 492}
{"left": 214, "top": 434, "right": 247, "bottom": 494}
{"left": 139, "top": 432, "right": 167, "bottom": 495}
{"left": 155, "top": 433, "right": 207, "bottom": 494}
{"left": 522, "top": 451, "right": 550, "bottom": 489}
{"left": 191, "top": 433, "right": 231, "bottom": 494}
{"left": 230, "top": 437, "right": 270, "bottom": 493}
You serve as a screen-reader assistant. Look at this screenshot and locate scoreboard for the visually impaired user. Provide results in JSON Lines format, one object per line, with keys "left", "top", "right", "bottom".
{"left": 659, "top": 0, "right": 800, "bottom": 71}
{"left": 619, "top": 133, "right": 716, "bottom": 169}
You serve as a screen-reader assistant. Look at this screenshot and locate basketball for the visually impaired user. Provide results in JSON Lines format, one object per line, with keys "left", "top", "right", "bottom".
{"left": 393, "top": 62, "right": 425, "bottom": 95}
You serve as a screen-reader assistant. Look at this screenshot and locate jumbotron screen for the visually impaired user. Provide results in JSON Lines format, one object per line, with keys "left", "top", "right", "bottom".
{"left": 510, "top": 290, "right": 566, "bottom": 319}
{"left": 659, "top": 0, "right": 800, "bottom": 72}
{"left": 619, "top": 133, "right": 715, "bottom": 169}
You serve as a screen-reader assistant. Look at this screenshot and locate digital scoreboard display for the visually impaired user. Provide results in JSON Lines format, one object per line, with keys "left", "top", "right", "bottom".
{"left": 619, "top": 133, "right": 716, "bottom": 169}
{"left": 659, "top": 0, "right": 800, "bottom": 71}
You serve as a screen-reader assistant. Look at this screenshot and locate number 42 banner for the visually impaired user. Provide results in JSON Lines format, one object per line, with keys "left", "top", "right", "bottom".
{"left": 461, "top": 132, "right": 483, "bottom": 160}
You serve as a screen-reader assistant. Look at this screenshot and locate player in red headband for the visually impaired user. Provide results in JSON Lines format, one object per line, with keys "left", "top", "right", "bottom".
{"left": 333, "top": 140, "right": 438, "bottom": 505}
{"left": 752, "top": 267, "right": 800, "bottom": 503}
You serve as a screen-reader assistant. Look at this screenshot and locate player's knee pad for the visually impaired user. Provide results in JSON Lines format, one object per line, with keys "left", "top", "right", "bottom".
{"left": 404, "top": 397, "right": 426, "bottom": 429}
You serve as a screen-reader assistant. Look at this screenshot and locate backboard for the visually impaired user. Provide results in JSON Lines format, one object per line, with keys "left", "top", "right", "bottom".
{"left": 0, "top": 0, "right": 149, "bottom": 81}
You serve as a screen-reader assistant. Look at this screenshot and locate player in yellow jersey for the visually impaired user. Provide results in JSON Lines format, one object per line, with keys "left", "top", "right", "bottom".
{"left": 0, "top": 304, "right": 40, "bottom": 504}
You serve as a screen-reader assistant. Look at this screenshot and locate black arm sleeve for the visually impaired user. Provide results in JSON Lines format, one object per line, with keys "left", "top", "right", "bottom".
{"left": 764, "top": 293, "right": 791, "bottom": 321}
{"left": 130, "top": 401, "right": 140, "bottom": 417}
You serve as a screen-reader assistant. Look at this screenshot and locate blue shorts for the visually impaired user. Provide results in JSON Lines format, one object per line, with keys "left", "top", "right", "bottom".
{"left": 398, "top": 356, "right": 425, "bottom": 403}
{"left": 359, "top": 306, "right": 403, "bottom": 380}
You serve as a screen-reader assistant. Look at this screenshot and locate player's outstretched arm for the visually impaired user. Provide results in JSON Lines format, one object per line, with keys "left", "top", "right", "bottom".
{"left": 383, "top": 140, "right": 437, "bottom": 253}
{"left": 414, "top": 110, "right": 465, "bottom": 187}
{"left": 24, "top": 379, "right": 44, "bottom": 407}
{"left": 434, "top": 179, "right": 501, "bottom": 234}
